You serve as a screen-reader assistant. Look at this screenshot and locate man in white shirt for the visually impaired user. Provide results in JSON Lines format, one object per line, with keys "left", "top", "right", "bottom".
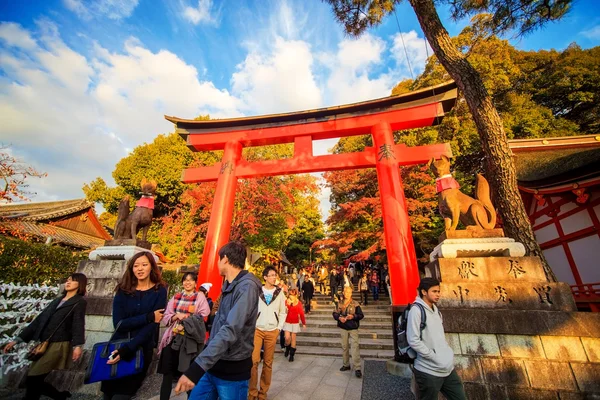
{"left": 249, "top": 266, "right": 288, "bottom": 400}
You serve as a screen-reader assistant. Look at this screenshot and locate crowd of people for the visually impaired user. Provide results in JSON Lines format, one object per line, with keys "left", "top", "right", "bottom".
{"left": 2, "top": 241, "right": 465, "bottom": 400}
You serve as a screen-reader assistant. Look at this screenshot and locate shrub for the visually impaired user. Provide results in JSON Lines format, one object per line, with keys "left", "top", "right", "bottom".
{"left": 0, "top": 237, "right": 86, "bottom": 285}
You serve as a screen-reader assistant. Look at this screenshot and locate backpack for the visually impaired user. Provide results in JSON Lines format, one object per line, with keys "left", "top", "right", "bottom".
{"left": 396, "top": 302, "right": 426, "bottom": 363}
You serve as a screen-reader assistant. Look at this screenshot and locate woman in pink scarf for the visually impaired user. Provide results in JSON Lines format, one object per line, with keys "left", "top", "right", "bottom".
{"left": 157, "top": 272, "right": 210, "bottom": 400}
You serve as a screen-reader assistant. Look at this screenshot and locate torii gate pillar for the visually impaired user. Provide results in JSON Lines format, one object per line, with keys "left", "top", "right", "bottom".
{"left": 199, "top": 140, "right": 242, "bottom": 291}
{"left": 372, "top": 122, "right": 420, "bottom": 304}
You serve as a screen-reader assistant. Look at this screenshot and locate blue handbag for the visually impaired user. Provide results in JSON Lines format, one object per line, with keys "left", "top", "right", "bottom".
{"left": 84, "top": 321, "right": 144, "bottom": 384}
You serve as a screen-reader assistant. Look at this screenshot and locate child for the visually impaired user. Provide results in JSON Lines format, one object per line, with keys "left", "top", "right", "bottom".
{"left": 282, "top": 289, "right": 306, "bottom": 362}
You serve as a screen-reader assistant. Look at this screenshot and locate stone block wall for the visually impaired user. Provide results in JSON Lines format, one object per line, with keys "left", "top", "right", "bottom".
{"left": 447, "top": 332, "right": 600, "bottom": 399}
{"left": 419, "top": 253, "right": 600, "bottom": 399}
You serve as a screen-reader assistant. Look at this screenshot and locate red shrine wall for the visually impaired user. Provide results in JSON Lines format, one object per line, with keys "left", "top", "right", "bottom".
{"left": 523, "top": 186, "right": 600, "bottom": 286}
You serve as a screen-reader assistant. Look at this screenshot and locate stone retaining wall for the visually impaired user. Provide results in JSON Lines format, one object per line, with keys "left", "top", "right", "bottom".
{"left": 448, "top": 332, "right": 600, "bottom": 399}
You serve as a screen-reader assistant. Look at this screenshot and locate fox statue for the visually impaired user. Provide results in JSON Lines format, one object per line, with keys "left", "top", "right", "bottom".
{"left": 113, "top": 178, "right": 157, "bottom": 242}
{"left": 428, "top": 155, "right": 496, "bottom": 231}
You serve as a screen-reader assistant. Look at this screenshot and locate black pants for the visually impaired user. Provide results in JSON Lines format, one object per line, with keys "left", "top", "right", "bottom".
{"left": 303, "top": 296, "right": 312, "bottom": 312}
{"left": 25, "top": 373, "right": 65, "bottom": 400}
{"left": 103, "top": 395, "right": 132, "bottom": 400}
{"left": 361, "top": 290, "right": 368, "bottom": 305}
{"left": 330, "top": 286, "right": 337, "bottom": 300}
{"left": 413, "top": 369, "right": 466, "bottom": 400}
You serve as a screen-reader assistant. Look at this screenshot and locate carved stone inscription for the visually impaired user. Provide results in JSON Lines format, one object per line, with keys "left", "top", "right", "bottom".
{"left": 534, "top": 285, "right": 553, "bottom": 304}
{"left": 457, "top": 261, "right": 478, "bottom": 279}
{"left": 453, "top": 285, "right": 470, "bottom": 304}
{"left": 508, "top": 259, "right": 526, "bottom": 278}
{"left": 494, "top": 286, "right": 513, "bottom": 304}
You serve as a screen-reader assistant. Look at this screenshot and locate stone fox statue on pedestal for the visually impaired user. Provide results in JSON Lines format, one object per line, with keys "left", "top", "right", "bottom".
{"left": 114, "top": 179, "right": 157, "bottom": 241}
{"left": 428, "top": 155, "right": 496, "bottom": 231}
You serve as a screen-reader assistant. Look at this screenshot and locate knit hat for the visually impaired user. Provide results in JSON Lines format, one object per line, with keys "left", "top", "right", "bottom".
{"left": 200, "top": 283, "right": 212, "bottom": 294}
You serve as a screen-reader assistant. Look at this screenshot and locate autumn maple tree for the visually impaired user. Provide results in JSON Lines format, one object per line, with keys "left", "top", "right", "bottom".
{"left": 0, "top": 145, "right": 47, "bottom": 204}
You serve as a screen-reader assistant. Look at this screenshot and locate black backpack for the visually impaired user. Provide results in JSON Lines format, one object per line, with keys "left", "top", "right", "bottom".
{"left": 396, "top": 302, "right": 426, "bottom": 362}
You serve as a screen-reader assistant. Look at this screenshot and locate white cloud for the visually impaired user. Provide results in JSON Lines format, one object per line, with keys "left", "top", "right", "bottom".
{"left": 0, "top": 22, "right": 37, "bottom": 49}
{"left": 183, "top": 0, "right": 216, "bottom": 25}
{"left": 63, "top": 0, "right": 140, "bottom": 20}
{"left": 320, "top": 34, "right": 393, "bottom": 106}
{"left": 231, "top": 37, "right": 322, "bottom": 114}
{"left": 581, "top": 25, "right": 600, "bottom": 40}
{"left": 0, "top": 22, "right": 242, "bottom": 202}
{"left": 391, "top": 30, "right": 432, "bottom": 78}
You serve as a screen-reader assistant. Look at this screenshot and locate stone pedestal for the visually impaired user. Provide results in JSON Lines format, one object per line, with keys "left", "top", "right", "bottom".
{"left": 415, "top": 232, "right": 600, "bottom": 399}
{"left": 429, "top": 237, "right": 526, "bottom": 261}
{"left": 89, "top": 245, "right": 157, "bottom": 262}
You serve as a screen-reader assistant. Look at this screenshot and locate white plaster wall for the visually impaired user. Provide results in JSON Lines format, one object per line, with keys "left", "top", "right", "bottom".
{"left": 544, "top": 246, "right": 576, "bottom": 285}
{"left": 569, "top": 235, "right": 600, "bottom": 284}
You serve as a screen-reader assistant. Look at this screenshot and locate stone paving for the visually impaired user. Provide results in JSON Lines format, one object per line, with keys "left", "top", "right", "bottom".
{"left": 153, "top": 354, "right": 365, "bottom": 400}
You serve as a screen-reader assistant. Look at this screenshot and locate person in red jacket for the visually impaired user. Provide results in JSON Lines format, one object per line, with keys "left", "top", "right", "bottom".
{"left": 282, "top": 289, "right": 306, "bottom": 362}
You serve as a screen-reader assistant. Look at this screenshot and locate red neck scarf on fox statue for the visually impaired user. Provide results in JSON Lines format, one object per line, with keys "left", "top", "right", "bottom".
{"left": 136, "top": 196, "right": 155, "bottom": 209}
{"left": 435, "top": 174, "right": 460, "bottom": 193}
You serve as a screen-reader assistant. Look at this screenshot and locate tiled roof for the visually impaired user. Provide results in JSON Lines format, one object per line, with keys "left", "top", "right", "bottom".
{"left": 0, "top": 199, "right": 94, "bottom": 221}
{"left": 0, "top": 220, "right": 104, "bottom": 249}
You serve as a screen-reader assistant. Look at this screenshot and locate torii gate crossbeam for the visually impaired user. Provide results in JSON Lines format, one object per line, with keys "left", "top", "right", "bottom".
{"left": 167, "top": 81, "right": 458, "bottom": 306}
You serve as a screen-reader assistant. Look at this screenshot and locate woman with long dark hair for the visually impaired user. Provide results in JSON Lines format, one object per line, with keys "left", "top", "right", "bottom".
{"left": 157, "top": 272, "right": 210, "bottom": 400}
{"left": 3, "top": 273, "right": 88, "bottom": 400}
{"left": 101, "top": 251, "right": 167, "bottom": 400}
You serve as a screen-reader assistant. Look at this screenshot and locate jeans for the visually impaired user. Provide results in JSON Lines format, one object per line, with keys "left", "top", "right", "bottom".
{"left": 189, "top": 372, "right": 249, "bottom": 400}
{"left": 413, "top": 369, "right": 466, "bottom": 400}
{"left": 371, "top": 286, "right": 379, "bottom": 301}
{"left": 361, "top": 290, "right": 368, "bottom": 305}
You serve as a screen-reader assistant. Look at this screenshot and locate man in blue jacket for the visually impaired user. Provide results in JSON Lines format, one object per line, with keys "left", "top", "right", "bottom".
{"left": 175, "top": 241, "right": 262, "bottom": 398}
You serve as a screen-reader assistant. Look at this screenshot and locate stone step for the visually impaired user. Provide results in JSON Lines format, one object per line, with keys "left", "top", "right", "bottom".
{"left": 313, "top": 293, "right": 389, "bottom": 298}
{"left": 308, "top": 308, "right": 390, "bottom": 316}
{"left": 298, "top": 327, "right": 393, "bottom": 340}
{"left": 289, "top": 335, "right": 394, "bottom": 350}
{"left": 307, "top": 314, "right": 392, "bottom": 322}
{"left": 274, "top": 345, "right": 394, "bottom": 359}
{"left": 307, "top": 320, "right": 392, "bottom": 329}
{"left": 313, "top": 301, "right": 391, "bottom": 309}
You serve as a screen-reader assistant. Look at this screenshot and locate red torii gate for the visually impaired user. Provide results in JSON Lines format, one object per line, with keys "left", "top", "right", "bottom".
{"left": 166, "top": 81, "right": 457, "bottom": 306}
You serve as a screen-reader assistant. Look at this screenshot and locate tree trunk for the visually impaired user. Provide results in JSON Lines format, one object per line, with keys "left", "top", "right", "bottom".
{"left": 407, "top": 0, "right": 557, "bottom": 282}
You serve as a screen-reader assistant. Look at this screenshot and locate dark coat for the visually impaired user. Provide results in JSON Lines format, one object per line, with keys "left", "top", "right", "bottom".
{"left": 333, "top": 301, "right": 364, "bottom": 331}
{"left": 329, "top": 272, "right": 339, "bottom": 287}
{"left": 111, "top": 286, "right": 168, "bottom": 356}
{"left": 18, "top": 295, "right": 86, "bottom": 346}
{"left": 301, "top": 280, "right": 314, "bottom": 299}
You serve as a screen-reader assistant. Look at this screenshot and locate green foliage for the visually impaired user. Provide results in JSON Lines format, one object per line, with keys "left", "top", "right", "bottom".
{"left": 83, "top": 133, "right": 221, "bottom": 217}
{"left": 161, "top": 269, "right": 182, "bottom": 297}
{"left": 0, "top": 236, "right": 86, "bottom": 285}
{"left": 325, "top": 0, "right": 571, "bottom": 38}
{"left": 513, "top": 44, "right": 600, "bottom": 133}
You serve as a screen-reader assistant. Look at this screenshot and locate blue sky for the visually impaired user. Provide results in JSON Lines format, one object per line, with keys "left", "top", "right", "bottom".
{"left": 1, "top": 0, "right": 599, "bottom": 217}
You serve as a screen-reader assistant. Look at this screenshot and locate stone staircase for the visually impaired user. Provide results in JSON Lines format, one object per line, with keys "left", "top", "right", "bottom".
{"left": 276, "top": 286, "right": 395, "bottom": 359}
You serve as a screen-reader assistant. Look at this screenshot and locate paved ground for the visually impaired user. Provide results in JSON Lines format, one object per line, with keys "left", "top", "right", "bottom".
{"left": 152, "top": 353, "right": 365, "bottom": 400}
{"left": 3, "top": 355, "right": 413, "bottom": 399}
